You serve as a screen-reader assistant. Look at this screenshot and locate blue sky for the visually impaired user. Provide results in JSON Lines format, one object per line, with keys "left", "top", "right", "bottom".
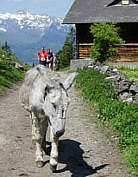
{"left": 0, "top": 0, "right": 74, "bottom": 18}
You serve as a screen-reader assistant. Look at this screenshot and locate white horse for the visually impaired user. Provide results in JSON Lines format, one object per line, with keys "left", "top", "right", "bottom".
{"left": 19, "top": 65, "right": 76, "bottom": 172}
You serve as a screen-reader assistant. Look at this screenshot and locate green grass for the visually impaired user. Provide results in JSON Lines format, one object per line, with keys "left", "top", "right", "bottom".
{"left": 75, "top": 67, "right": 138, "bottom": 175}
{"left": 0, "top": 48, "right": 29, "bottom": 94}
{"left": 119, "top": 67, "right": 138, "bottom": 83}
{"left": 57, "top": 66, "right": 75, "bottom": 73}
{"left": 57, "top": 66, "right": 70, "bottom": 72}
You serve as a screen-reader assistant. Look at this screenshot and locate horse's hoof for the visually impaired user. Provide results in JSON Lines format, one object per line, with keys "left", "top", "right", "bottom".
{"left": 50, "top": 164, "right": 57, "bottom": 173}
{"left": 36, "top": 161, "right": 44, "bottom": 168}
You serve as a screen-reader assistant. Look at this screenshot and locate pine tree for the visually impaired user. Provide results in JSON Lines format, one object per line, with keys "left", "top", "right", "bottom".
{"left": 56, "top": 27, "right": 76, "bottom": 70}
{"left": 1, "top": 41, "right": 11, "bottom": 52}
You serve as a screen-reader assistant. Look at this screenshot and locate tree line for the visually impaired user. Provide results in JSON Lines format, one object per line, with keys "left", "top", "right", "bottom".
{"left": 1, "top": 41, "right": 11, "bottom": 52}
{"left": 55, "top": 27, "right": 76, "bottom": 70}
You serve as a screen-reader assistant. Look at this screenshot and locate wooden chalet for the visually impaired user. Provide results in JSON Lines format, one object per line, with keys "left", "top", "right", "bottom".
{"left": 63, "top": 0, "right": 138, "bottom": 62}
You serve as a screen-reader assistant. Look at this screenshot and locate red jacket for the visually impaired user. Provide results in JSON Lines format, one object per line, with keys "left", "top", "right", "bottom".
{"left": 38, "top": 51, "right": 48, "bottom": 62}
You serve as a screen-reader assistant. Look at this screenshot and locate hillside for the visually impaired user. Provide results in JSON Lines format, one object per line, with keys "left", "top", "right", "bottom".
{"left": 0, "top": 11, "right": 71, "bottom": 64}
{"left": 0, "top": 48, "right": 29, "bottom": 94}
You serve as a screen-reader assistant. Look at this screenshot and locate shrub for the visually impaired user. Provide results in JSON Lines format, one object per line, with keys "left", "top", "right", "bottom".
{"left": 90, "top": 22, "right": 124, "bottom": 62}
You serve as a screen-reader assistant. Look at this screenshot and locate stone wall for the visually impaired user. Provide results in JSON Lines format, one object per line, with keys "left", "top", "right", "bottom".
{"left": 70, "top": 59, "right": 138, "bottom": 70}
{"left": 70, "top": 59, "right": 138, "bottom": 104}
{"left": 70, "top": 59, "right": 91, "bottom": 70}
{"left": 88, "top": 62, "right": 138, "bottom": 104}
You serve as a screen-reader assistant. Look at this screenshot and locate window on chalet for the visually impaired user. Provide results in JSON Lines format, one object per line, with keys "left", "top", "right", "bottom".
{"left": 133, "top": 0, "right": 138, "bottom": 3}
{"left": 121, "top": 0, "right": 138, "bottom": 5}
{"left": 122, "top": 0, "right": 130, "bottom": 5}
{"left": 107, "top": 0, "right": 138, "bottom": 6}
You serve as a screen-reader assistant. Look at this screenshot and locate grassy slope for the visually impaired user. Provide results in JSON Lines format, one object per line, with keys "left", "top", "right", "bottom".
{"left": 75, "top": 68, "right": 138, "bottom": 175}
{"left": 119, "top": 67, "right": 138, "bottom": 83}
{"left": 0, "top": 48, "right": 29, "bottom": 94}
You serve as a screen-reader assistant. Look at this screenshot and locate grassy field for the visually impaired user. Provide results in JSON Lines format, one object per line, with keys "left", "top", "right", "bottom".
{"left": 0, "top": 48, "right": 29, "bottom": 94}
{"left": 75, "top": 68, "right": 138, "bottom": 175}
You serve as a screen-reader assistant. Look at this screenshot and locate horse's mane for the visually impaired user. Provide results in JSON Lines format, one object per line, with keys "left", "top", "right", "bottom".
{"left": 19, "top": 65, "right": 60, "bottom": 111}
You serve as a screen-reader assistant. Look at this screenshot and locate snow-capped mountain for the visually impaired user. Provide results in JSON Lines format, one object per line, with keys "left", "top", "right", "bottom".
{"left": 0, "top": 11, "right": 71, "bottom": 64}
{"left": 0, "top": 10, "right": 67, "bottom": 34}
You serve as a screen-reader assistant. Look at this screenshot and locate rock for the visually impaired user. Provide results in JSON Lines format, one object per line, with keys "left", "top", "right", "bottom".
{"left": 100, "top": 66, "right": 109, "bottom": 74}
{"left": 113, "top": 68, "right": 118, "bottom": 72}
{"left": 88, "top": 61, "right": 96, "bottom": 66}
{"left": 15, "top": 62, "right": 24, "bottom": 71}
{"left": 119, "top": 92, "right": 132, "bottom": 100}
{"left": 2, "top": 54, "right": 5, "bottom": 58}
{"left": 124, "top": 97, "right": 133, "bottom": 104}
{"left": 94, "top": 66, "right": 100, "bottom": 70}
{"left": 133, "top": 94, "right": 138, "bottom": 104}
{"left": 88, "top": 65, "right": 94, "bottom": 69}
{"left": 105, "top": 75, "right": 121, "bottom": 81}
{"left": 96, "top": 61, "right": 102, "bottom": 67}
{"left": 107, "top": 70, "right": 126, "bottom": 81}
{"left": 114, "top": 80, "right": 132, "bottom": 93}
{"left": 119, "top": 92, "right": 133, "bottom": 103}
{"left": 119, "top": 73, "right": 127, "bottom": 80}
{"left": 130, "top": 84, "right": 138, "bottom": 93}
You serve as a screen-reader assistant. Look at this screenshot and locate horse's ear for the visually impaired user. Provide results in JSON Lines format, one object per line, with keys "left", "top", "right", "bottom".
{"left": 59, "top": 82, "right": 64, "bottom": 89}
{"left": 63, "top": 72, "right": 77, "bottom": 90}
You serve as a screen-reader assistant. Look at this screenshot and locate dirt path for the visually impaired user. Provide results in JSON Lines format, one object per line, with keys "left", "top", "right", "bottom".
{"left": 0, "top": 73, "right": 133, "bottom": 177}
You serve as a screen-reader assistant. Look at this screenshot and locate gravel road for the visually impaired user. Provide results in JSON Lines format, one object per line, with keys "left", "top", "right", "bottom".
{"left": 0, "top": 72, "right": 133, "bottom": 177}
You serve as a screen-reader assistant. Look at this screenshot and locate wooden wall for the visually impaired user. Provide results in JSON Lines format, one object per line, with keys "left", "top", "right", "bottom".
{"left": 114, "top": 44, "right": 138, "bottom": 62}
{"left": 77, "top": 43, "right": 92, "bottom": 59}
{"left": 77, "top": 43, "right": 138, "bottom": 62}
{"left": 76, "top": 23, "right": 138, "bottom": 62}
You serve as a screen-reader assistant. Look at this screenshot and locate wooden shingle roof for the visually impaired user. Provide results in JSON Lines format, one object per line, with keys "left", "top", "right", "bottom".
{"left": 63, "top": 0, "right": 138, "bottom": 24}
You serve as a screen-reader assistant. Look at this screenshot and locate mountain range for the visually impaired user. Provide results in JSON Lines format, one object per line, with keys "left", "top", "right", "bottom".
{"left": 0, "top": 10, "right": 71, "bottom": 64}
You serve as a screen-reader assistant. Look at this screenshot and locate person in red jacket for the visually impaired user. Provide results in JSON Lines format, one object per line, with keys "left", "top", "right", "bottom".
{"left": 38, "top": 46, "right": 48, "bottom": 66}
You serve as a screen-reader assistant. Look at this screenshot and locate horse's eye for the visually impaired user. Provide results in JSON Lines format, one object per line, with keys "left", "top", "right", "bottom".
{"left": 44, "top": 91, "right": 47, "bottom": 100}
{"left": 62, "top": 109, "right": 64, "bottom": 116}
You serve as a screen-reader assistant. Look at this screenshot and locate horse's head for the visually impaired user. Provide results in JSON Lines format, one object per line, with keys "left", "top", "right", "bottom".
{"left": 43, "top": 72, "right": 77, "bottom": 137}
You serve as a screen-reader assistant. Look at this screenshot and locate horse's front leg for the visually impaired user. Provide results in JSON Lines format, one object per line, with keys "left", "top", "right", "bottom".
{"left": 50, "top": 126, "right": 59, "bottom": 172}
{"left": 30, "top": 112, "right": 36, "bottom": 144}
{"left": 31, "top": 112, "right": 48, "bottom": 167}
